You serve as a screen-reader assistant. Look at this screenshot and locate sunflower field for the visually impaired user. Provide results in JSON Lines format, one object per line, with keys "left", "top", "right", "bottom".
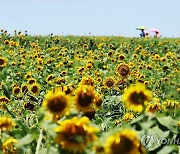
{"left": 0, "top": 30, "right": 180, "bottom": 154}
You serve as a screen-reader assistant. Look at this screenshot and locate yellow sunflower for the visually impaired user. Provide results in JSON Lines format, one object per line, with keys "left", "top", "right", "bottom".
{"left": 104, "top": 77, "right": 115, "bottom": 89}
{"left": 21, "top": 84, "right": 28, "bottom": 93}
{"left": 12, "top": 86, "right": 21, "bottom": 95}
{"left": 122, "top": 83, "right": 152, "bottom": 112}
{"left": 116, "top": 64, "right": 130, "bottom": 78}
{"left": 123, "top": 112, "right": 135, "bottom": 122}
{"left": 80, "top": 76, "right": 95, "bottom": 87}
{"left": 54, "top": 116, "right": 99, "bottom": 153}
{"left": 29, "top": 83, "right": 41, "bottom": 95}
{"left": 74, "top": 85, "right": 96, "bottom": 112}
{"left": 0, "top": 117, "right": 16, "bottom": 131}
{"left": 42, "top": 90, "right": 71, "bottom": 118}
{"left": 27, "top": 78, "right": 36, "bottom": 85}
{"left": 104, "top": 129, "right": 140, "bottom": 154}
{"left": 2, "top": 138, "right": 18, "bottom": 154}
{"left": 0, "top": 57, "right": 7, "bottom": 68}
{"left": 0, "top": 96, "right": 10, "bottom": 109}
{"left": 146, "top": 102, "right": 161, "bottom": 113}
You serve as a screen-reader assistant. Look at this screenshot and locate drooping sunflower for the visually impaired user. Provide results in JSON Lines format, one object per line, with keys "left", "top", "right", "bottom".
{"left": 2, "top": 138, "right": 18, "bottom": 154}
{"left": 54, "top": 116, "right": 99, "bottom": 153}
{"left": 74, "top": 85, "right": 96, "bottom": 112}
{"left": 0, "top": 57, "right": 7, "bottom": 68}
{"left": 0, "top": 117, "right": 16, "bottom": 131}
{"left": 104, "top": 77, "right": 115, "bottom": 89}
{"left": 104, "top": 129, "right": 140, "bottom": 154}
{"left": 122, "top": 83, "right": 152, "bottom": 112}
{"left": 42, "top": 90, "right": 71, "bottom": 118}
{"left": 29, "top": 83, "right": 41, "bottom": 95}
{"left": 146, "top": 102, "right": 161, "bottom": 113}
{"left": 116, "top": 64, "right": 130, "bottom": 78}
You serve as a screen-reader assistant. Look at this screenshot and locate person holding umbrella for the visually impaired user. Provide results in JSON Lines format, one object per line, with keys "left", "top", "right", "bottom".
{"left": 150, "top": 28, "right": 161, "bottom": 38}
{"left": 136, "top": 26, "right": 146, "bottom": 37}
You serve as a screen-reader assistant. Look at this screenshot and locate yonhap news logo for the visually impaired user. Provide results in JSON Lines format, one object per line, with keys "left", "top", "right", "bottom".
{"left": 141, "top": 134, "right": 180, "bottom": 148}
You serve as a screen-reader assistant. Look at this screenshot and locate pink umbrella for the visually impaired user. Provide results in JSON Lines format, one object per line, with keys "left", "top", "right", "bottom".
{"left": 150, "top": 28, "right": 160, "bottom": 33}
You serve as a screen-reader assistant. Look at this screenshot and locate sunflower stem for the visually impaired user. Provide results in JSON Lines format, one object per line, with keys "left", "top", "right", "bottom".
{"left": 35, "top": 128, "right": 43, "bottom": 154}
{"left": 3, "top": 103, "right": 16, "bottom": 118}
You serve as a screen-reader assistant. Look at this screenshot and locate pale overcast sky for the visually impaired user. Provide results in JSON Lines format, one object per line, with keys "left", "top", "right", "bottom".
{"left": 0, "top": 0, "right": 180, "bottom": 37}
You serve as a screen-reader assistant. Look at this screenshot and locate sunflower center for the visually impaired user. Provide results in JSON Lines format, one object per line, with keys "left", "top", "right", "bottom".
{"left": 78, "top": 92, "right": 93, "bottom": 107}
{"left": 14, "top": 88, "right": 20, "bottom": 94}
{"left": 48, "top": 96, "right": 66, "bottom": 112}
{"left": 111, "top": 135, "right": 135, "bottom": 154}
{"left": 31, "top": 86, "right": 38, "bottom": 93}
{"left": 106, "top": 81, "right": 114, "bottom": 87}
{"left": 64, "top": 125, "right": 86, "bottom": 143}
{"left": 130, "top": 92, "right": 146, "bottom": 105}
{"left": 0, "top": 59, "right": 5, "bottom": 65}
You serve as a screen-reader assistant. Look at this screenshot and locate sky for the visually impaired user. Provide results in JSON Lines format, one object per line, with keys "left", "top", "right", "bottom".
{"left": 0, "top": 0, "right": 180, "bottom": 37}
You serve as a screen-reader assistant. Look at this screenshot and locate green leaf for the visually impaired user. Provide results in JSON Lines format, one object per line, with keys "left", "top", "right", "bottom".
{"left": 148, "top": 126, "right": 170, "bottom": 151}
{"left": 157, "top": 116, "right": 178, "bottom": 134}
{"left": 16, "top": 134, "right": 34, "bottom": 148}
{"left": 157, "top": 145, "right": 179, "bottom": 154}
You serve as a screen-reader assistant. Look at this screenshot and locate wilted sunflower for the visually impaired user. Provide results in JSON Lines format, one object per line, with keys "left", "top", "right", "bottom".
{"left": 0, "top": 117, "right": 16, "bottom": 131}
{"left": 42, "top": 90, "right": 71, "bottom": 118}
{"left": 0, "top": 57, "right": 7, "bottom": 67}
{"left": 161, "top": 100, "right": 180, "bottom": 111}
{"left": 122, "top": 83, "right": 152, "bottom": 112}
{"left": 54, "top": 116, "right": 99, "bottom": 153}
{"left": 29, "top": 83, "right": 41, "bottom": 95}
{"left": 74, "top": 85, "right": 96, "bottom": 112}
{"left": 104, "top": 129, "right": 140, "bottom": 154}
{"left": 116, "top": 64, "right": 130, "bottom": 78}
{"left": 104, "top": 77, "right": 115, "bottom": 89}
{"left": 2, "top": 138, "right": 17, "bottom": 154}
{"left": 146, "top": 102, "right": 161, "bottom": 113}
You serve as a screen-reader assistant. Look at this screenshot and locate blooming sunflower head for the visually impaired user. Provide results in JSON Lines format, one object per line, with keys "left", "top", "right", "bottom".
{"left": 116, "top": 64, "right": 130, "bottom": 78}
{"left": 0, "top": 116, "right": 16, "bottom": 131}
{"left": 54, "top": 116, "right": 99, "bottom": 153}
{"left": 104, "top": 129, "right": 140, "bottom": 154}
{"left": 104, "top": 77, "right": 115, "bottom": 89}
{"left": 12, "top": 86, "right": 21, "bottom": 96}
{"left": 0, "top": 57, "right": 7, "bottom": 68}
{"left": 29, "top": 83, "right": 41, "bottom": 95}
{"left": 122, "top": 83, "right": 152, "bottom": 113}
{"left": 42, "top": 90, "right": 71, "bottom": 118}
{"left": 2, "top": 138, "right": 18, "bottom": 154}
{"left": 123, "top": 112, "right": 135, "bottom": 122}
{"left": 74, "top": 85, "right": 96, "bottom": 112}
